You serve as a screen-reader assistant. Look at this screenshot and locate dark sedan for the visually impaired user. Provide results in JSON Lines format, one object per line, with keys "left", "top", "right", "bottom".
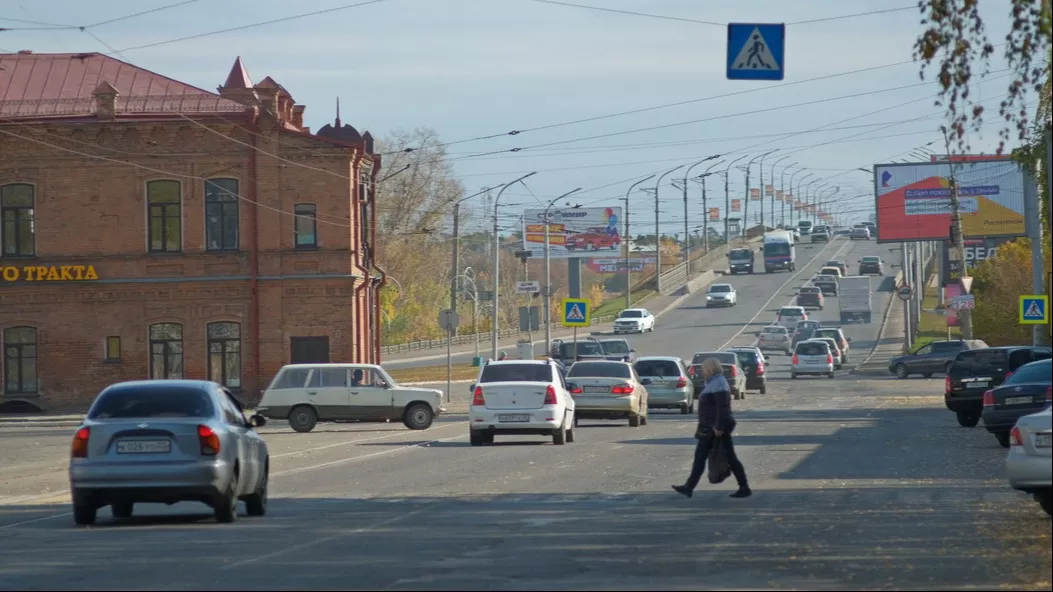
{"left": 812, "top": 274, "right": 839, "bottom": 296}
{"left": 858, "top": 256, "right": 884, "bottom": 276}
{"left": 598, "top": 338, "right": 635, "bottom": 362}
{"left": 889, "top": 339, "right": 988, "bottom": 378}
{"left": 796, "top": 286, "right": 825, "bottom": 311}
{"left": 982, "top": 359, "right": 1052, "bottom": 448}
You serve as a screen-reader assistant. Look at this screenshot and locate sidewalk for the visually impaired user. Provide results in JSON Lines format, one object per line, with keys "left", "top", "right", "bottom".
{"left": 0, "top": 413, "right": 84, "bottom": 427}
{"left": 852, "top": 271, "right": 907, "bottom": 377}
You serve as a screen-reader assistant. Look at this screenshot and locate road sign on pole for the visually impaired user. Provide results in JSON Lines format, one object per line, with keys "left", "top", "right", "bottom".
{"left": 561, "top": 298, "right": 590, "bottom": 327}
{"left": 1019, "top": 295, "right": 1049, "bottom": 325}
{"left": 515, "top": 280, "right": 541, "bottom": 294}
{"left": 897, "top": 284, "right": 913, "bottom": 301}
{"left": 438, "top": 309, "right": 460, "bottom": 332}
{"left": 948, "top": 295, "right": 975, "bottom": 310}
{"left": 727, "top": 23, "right": 786, "bottom": 81}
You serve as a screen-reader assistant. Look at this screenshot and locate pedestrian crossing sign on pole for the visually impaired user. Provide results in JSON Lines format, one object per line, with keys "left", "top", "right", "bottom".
{"left": 727, "top": 23, "right": 786, "bottom": 81}
{"left": 561, "top": 298, "right": 591, "bottom": 327}
{"left": 1019, "top": 295, "right": 1049, "bottom": 325}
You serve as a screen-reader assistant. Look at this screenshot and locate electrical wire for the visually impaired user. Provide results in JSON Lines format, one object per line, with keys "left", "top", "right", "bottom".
{"left": 84, "top": 1, "right": 199, "bottom": 29}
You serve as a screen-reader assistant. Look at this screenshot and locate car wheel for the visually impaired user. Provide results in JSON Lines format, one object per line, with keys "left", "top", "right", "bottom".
{"left": 214, "top": 472, "right": 239, "bottom": 524}
{"left": 288, "top": 406, "right": 318, "bottom": 433}
{"left": 641, "top": 413, "right": 648, "bottom": 426}
{"left": 628, "top": 414, "right": 641, "bottom": 427}
{"left": 403, "top": 403, "right": 435, "bottom": 430}
{"left": 566, "top": 416, "right": 576, "bottom": 443}
{"left": 1038, "top": 491, "right": 1053, "bottom": 517}
{"left": 760, "top": 386, "right": 767, "bottom": 395}
{"left": 469, "top": 430, "right": 484, "bottom": 446}
{"left": 245, "top": 459, "right": 269, "bottom": 517}
{"left": 680, "top": 403, "right": 689, "bottom": 415}
{"left": 72, "top": 504, "right": 97, "bottom": 526}
{"left": 111, "top": 502, "right": 133, "bottom": 519}
{"left": 956, "top": 411, "right": 981, "bottom": 428}
{"left": 482, "top": 431, "right": 495, "bottom": 444}
{"left": 922, "top": 372, "right": 933, "bottom": 379}
{"left": 994, "top": 431, "right": 1012, "bottom": 448}
{"left": 552, "top": 420, "right": 567, "bottom": 445}
{"left": 894, "top": 364, "right": 909, "bottom": 379}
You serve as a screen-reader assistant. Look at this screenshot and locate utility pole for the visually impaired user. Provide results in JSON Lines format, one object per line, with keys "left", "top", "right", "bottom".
{"left": 723, "top": 155, "right": 747, "bottom": 246}
{"left": 654, "top": 165, "right": 685, "bottom": 294}
{"left": 624, "top": 175, "right": 655, "bottom": 309}
{"left": 681, "top": 156, "right": 720, "bottom": 274}
{"left": 450, "top": 187, "right": 497, "bottom": 337}
{"left": 491, "top": 172, "right": 536, "bottom": 359}
{"left": 942, "top": 132, "right": 973, "bottom": 340}
{"left": 1023, "top": 163, "right": 1045, "bottom": 346}
{"left": 543, "top": 188, "right": 582, "bottom": 354}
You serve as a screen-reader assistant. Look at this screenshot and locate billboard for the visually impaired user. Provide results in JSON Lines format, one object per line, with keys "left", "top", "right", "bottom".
{"left": 585, "top": 256, "right": 657, "bottom": 273}
{"left": 749, "top": 188, "right": 761, "bottom": 200}
{"left": 708, "top": 208, "right": 720, "bottom": 221}
{"left": 873, "top": 160, "right": 1027, "bottom": 243}
{"left": 731, "top": 199, "right": 742, "bottom": 212}
{"left": 941, "top": 237, "right": 1012, "bottom": 281}
{"left": 522, "top": 206, "right": 622, "bottom": 259}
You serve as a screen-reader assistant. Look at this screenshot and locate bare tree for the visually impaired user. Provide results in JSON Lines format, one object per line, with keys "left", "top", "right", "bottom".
{"left": 375, "top": 127, "right": 465, "bottom": 234}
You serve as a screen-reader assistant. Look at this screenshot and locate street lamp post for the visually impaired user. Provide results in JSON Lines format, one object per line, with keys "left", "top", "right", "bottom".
{"left": 457, "top": 268, "right": 480, "bottom": 359}
{"left": 491, "top": 172, "right": 537, "bottom": 359}
{"left": 451, "top": 186, "right": 502, "bottom": 334}
{"left": 623, "top": 175, "right": 655, "bottom": 309}
{"left": 785, "top": 167, "right": 804, "bottom": 227}
{"left": 654, "top": 164, "right": 686, "bottom": 294}
{"left": 543, "top": 188, "right": 583, "bottom": 354}
{"left": 745, "top": 150, "right": 776, "bottom": 235}
{"left": 769, "top": 156, "right": 791, "bottom": 229}
{"left": 793, "top": 172, "right": 814, "bottom": 227}
{"left": 723, "top": 155, "right": 748, "bottom": 244}
{"left": 696, "top": 160, "right": 725, "bottom": 251}
{"left": 681, "top": 156, "right": 721, "bottom": 273}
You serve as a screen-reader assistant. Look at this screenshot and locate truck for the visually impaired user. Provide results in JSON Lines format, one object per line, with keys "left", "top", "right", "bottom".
{"left": 762, "top": 230, "right": 796, "bottom": 273}
{"left": 839, "top": 276, "right": 872, "bottom": 324}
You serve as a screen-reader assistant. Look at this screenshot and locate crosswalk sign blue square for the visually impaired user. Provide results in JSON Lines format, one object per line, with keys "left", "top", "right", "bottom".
{"left": 1019, "top": 295, "right": 1049, "bottom": 325}
{"left": 727, "top": 23, "right": 785, "bottom": 81}
{"left": 561, "top": 298, "right": 591, "bottom": 327}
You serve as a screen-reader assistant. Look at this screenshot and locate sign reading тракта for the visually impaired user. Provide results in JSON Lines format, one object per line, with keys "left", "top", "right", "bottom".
{"left": 1, "top": 265, "right": 100, "bottom": 282}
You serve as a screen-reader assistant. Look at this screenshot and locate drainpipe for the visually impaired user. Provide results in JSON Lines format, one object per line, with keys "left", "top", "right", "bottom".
{"left": 371, "top": 155, "right": 386, "bottom": 364}
{"left": 248, "top": 124, "right": 261, "bottom": 400}
{"left": 349, "top": 150, "right": 372, "bottom": 363}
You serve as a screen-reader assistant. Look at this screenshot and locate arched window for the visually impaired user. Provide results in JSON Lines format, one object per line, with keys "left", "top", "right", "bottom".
{"left": 1, "top": 184, "right": 35, "bottom": 257}
{"left": 149, "top": 323, "right": 183, "bottom": 379}
{"left": 204, "top": 179, "right": 239, "bottom": 251}
{"left": 3, "top": 326, "right": 38, "bottom": 394}
{"left": 147, "top": 180, "right": 181, "bottom": 253}
{"left": 207, "top": 322, "right": 241, "bottom": 389}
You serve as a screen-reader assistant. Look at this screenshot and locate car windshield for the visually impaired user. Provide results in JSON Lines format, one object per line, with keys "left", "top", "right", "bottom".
{"left": 560, "top": 342, "right": 604, "bottom": 356}
{"left": 1005, "top": 360, "right": 1052, "bottom": 384}
{"left": 88, "top": 387, "right": 215, "bottom": 419}
{"left": 801, "top": 287, "right": 820, "bottom": 294}
{"left": 779, "top": 308, "right": 803, "bottom": 316}
{"left": 692, "top": 352, "right": 736, "bottom": 365}
{"left": 709, "top": 285, "right": 731, "bottom": 293}
{"left": 600, "top": 340, "right": 630, "bottom": 354}
{"left": 634, "top": 360, "right": 681, "bottom": 377}
{"left": 815, "top": 338, "right": 839, "bottom": 350}
{"left": 797, "top": 343, "right": 828, "bottom": 356}
{"left": 479, "top": 363, "right": 551, "bottom": 383}
{"left": 567, "top": 362, "right": 631, "bottom": 378}
{"left": 729, "top": 250, "right": 751, "bottom": 260}
{"left": 764, "top": 243, "right": 791, "bottom": 257}
{"left": 618, "top": 310, "right": 643, "bottom": 318}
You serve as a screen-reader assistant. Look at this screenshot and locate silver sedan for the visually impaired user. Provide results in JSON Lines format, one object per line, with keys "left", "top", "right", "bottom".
{"left": 69, "top": 380, "right": 270, "bottom": 526}
{"left": 1006, "top": 406, "right": 1052, "bottom": 517}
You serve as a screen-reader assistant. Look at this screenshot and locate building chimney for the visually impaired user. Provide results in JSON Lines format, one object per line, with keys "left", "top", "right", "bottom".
{"left": 93, "top": 81, "right": 120, "bottom": 121}
{"left": 257, "top": 88, "right": 280, "bottom": 121}
{"left": 292, "top": 105, "right": 305, "bottom": 130}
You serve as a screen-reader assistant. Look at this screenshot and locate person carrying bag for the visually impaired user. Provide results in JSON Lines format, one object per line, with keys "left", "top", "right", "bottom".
{"left": 673, "top": 358, "right": 752, "bottom": 499}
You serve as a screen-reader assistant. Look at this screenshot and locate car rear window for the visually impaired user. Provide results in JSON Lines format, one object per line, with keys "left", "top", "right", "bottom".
{"left": 815, "top": 329, "right": 841, "bottom": 340}
{"left": 728, "top": 350, "right": 759, "bottom": 364}
{"left": 567, "top": 362, "right": 631, "bottom": 378}
{"left": 600, "top": 341, "right": 630, "bottom": 354}
{"left": 479, "top": 364, "right": 552, "bottom": 383}
{"left": 800, "top": 287, "right": 821, "bottom": 294}
{"left": 955, "top": 349, "right": 1008, "bottom": 370}
{"left": 88, "top": 388, "right": 215, "bottom": 419}
{"left": 634, "top": 360, "right": 682, "bottom": 377}
{"left": 692, "top": 352, "right": 736, "bottom": 365}
{"left": 796, "top": 342, "right": 829, "bottom": 356}
{"left": 763, "top": 326, "right": 787, "bottom": 334}
{"left": 560, "top": 342, "right": 604, "bottom": 356}
{"left": 862, "top": 257, "right": 880, "bottom": 263}
{"left": 1005, "top": 360, "right": 1052, "bottom": 384}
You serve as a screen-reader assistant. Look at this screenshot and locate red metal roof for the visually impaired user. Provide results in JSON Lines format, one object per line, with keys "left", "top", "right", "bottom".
{"left": 0, "top": 51, "right": 248, "bottom": 120}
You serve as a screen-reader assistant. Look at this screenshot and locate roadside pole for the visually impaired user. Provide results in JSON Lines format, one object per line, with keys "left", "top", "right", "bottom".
{"left": 902, "top": 246, "right": 913, "bottom": 350}
{"left": 1024, "top": 169, "right": 1045, "bottom": 346}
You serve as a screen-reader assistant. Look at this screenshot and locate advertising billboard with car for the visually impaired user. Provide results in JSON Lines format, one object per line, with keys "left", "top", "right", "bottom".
{"left": 522, "top": 207, "right": 623, "bottom": 259}
{"left": 872, "top": 160, "right": 1028, "bottom": 243}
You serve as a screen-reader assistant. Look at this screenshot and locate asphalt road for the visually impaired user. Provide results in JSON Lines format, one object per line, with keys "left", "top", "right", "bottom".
{"left": 0, "top": 236, "right": 1049, "bottom": 591}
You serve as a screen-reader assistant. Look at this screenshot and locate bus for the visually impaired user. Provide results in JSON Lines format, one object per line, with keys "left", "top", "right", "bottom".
{"left": 763, "top": 230, "right": 796, "bottom": 273}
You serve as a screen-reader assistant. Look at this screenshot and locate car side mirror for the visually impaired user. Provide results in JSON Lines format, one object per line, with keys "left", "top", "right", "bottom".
{"left": 640, "top": 378, "right": 653, "bottom": 385}
{"left": 630, "top": 348, "right": 636, "bottom": 353}
{"left": 248, "top": 414, "right": 267, "bottom": 428}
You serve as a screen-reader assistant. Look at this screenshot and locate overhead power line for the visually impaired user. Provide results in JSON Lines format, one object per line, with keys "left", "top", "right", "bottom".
{"left": 527, "top": 1, "right": 915, "bottom": 27}
{"left": 84, "top": 0, "right": 199, "bottom": 29}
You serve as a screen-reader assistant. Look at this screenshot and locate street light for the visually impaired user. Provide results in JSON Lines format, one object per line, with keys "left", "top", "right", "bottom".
{"left": 693, "top": 160, "right": 725, "bottom": 251}
{"left": 768, "top": 155, "right": 791, "bottom": 229}
{"left": 492, "top": 171, "right": 537, "bottom": 359}
{"left": 793, "top": 171, "right": 814, "bottom": 227}
{"left": 722, "top": 155, "right": 748, "bottom": 244}
{"left": 623, "top": 174, "right": 655, "bottom": 309}
{"left": 681, "top": 155, "right": 721, "bottom": 273}
{"left": 745, "top": 150, "right": 777, "bottom": 234}
{"left": 654, "top": 164, "right": 686, "bottom": 294}
{"left": 451, "top": 185, "right": 505, "bottom": 324}
{"left": 778, "top": 161, "right": 799, "bottom": 228}
{"left": 543, "top": 187, "right": 583, "bottom": 354}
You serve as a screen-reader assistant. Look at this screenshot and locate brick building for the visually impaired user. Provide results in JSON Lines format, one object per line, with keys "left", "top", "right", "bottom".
{"left": 0, "top": 51, "right": 386, "bottom": 410}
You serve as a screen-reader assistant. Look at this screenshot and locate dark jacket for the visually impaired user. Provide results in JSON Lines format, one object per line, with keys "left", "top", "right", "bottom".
{"left": 698, "top": 374, "right": 736, "bottom": 433}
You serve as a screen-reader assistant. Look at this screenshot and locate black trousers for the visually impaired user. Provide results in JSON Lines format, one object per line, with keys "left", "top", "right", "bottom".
{"left": 684, "top": 431, "right": 749, "bottom": 491}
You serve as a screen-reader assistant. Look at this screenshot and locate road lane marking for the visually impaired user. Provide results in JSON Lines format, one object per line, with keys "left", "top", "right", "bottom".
{"left": 0, "top": 510, "right": 71, "bottom": 529}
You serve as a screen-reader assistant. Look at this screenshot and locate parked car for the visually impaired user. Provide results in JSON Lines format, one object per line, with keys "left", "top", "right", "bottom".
{"left": 551, "top": 338, "right": 607, "bottom": 365}
{"left": 982, "top": 359, "right": 1053, "bottom": 447}
{"left": 688, "top": 351, "right": 747, "bottom": 400}
{"left": 1006, "top": 406, "right": 1052, "bottom": 516}
{"left": 565, "top": 360, "right": 649, "bottom": 427}
{"left": 792, "top": 320, "right": 824, "bottom": 347}
{"left": 758, "top": 325, "right": 793, "bottom": 355}
{"left": 796, "top": 286, "right": 825, "bottom": 311}
{"left": 850, "top": 226, "right": 871, "bottom": 240}
{"left": 705, "top": 283, "right": 738, "bottom": 308}
{"left": 812, "top": 274, "right": 839, "bottom": 296}
{"left": 634, "top": 356, "right": 694, "bottom": 415}
{"left": 825, "top": 260, "right": 849, "bottom": 276}
{"left": 258, "top": 364, "right": 444, "bottom": 433}
{"left": 69, "top": 380, "right": 270, "bottom": 526}
{"left": 613, "top": 308, "right": 655, "bottom": 334}
{"left": 597, "top": 338, "right": 635, "bottom": 362}
{"left": 776, "top": 306, "right": 808, "bottom": 330}
{"left": 889, "top": 339, "right": 989, "bottom": 379}
{"left": 814, "top": 327, "right": 851, "bottom": 361}
{"left": 724, "top": 347, "right": 768, "bottom": 394}
{"left": 858, "top": 256, "right": 884, "bottom": 275}
{"left": 469, "top": 360, "right": 576, "bottom": 445}
{"left": 791, "top": 340, "right": 836, "bottom": 379}
{"left": 945, "top": 346, "right": 1053, "bottom": 428}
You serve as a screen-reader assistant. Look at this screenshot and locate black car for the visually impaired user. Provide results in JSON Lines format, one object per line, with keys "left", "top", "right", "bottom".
{"left": 810, "top": 226, "right": 831, "bottom": 242}
{"left": 945, "top": 346, "right": 1053, "bottom": 427}
{"left": 858, "top": 256, "right": 884, "bottom": 276}
{"left": 812, "top": 274, "right": 839, "bottom": 296}
{"left": 727, "top": 248, "right": 755, "bottom": 275}
{"left": 889, "top": 339, "right": 989, "bottom": 379}
{"left": 981, "top": 359, "right": 1052, "bottom": 448}
{"left": 725, "top": 348, "right": 768, "bottom": 394}
{"left": 597, "top": 338, "right": 635, "bottom": 362}
{"left": 792, "top": 320, "right": 823, "bottom": 347}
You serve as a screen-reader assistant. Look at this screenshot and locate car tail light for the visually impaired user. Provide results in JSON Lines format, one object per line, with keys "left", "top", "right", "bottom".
{"left": 982, "top": 390, "right": 994, "bottom": 407}
{"left": 687, "top": 366, "right": 696, "bottom": 377}
{"left": 472, "top": 386, "right": 485, "bottom": 406}
{"left": 729, "top": 366, "right": 739, "bottom": 377}
{"left": 569, "top": 385, "right": 583, "bottom": 394}
{"left": 611, "top": 384, "right": 635, "bottom": 394}
{"left": 945, "top": 376, "right": 952, "bottom": 394}
{"left": 826, "top": 354, "right": 834, "bottom": 364}
{"left": 756, "top": 362, "right": 765, "bottom": 375}
{"left": 792, "top": 354, "right": 799, "bottom": 365}
{"left": 676, "top": 377, "right": 688, "bottom": 388}
{"left": 197, "top": 425, "right": 221, "bottom": 456}
{"left": 543, "top": 385, "right": 558, "bottom": 405}
{"left": 1009, "top": 426, "right": 1024, "bottom": 447}
{"left": 71, "top": 427, "right": 90, "bottom": 458}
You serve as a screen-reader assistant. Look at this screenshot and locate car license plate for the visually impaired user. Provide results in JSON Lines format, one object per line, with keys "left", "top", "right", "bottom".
{"left": 116, "top": 440, "right": 171, "bottom": 454}
{"left": 1035, "top": 434, "right": 1051, "bottom": 448}
{"left": 498, "top": 414, "right": 530, "bottom": 423}
{"left": 1005, "top": 396, "right": 1033, "bottom": 405}
{"left": 583, "top": 386, "right": 609, "bottom": 393}
{"left": 967, "top": 380, "right": 989, "bottom": 389}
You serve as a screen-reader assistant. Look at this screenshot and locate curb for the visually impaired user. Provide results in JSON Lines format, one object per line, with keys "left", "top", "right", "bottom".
{"left": 850, "top": 270, "right": 904, "bottom": 376}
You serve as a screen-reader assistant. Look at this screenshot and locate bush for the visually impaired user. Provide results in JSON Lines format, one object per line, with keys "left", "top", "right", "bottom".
{"left": 971, "top": 239, "right": 1051, "bottom": 346}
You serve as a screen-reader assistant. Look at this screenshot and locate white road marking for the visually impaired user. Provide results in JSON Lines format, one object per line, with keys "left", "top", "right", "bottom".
{"left": 0, "top": 511, "right": 71, "bottom": 529}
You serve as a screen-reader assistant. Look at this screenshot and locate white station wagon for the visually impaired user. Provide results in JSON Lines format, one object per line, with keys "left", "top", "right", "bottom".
{"left": 258, "top": 364, "right": 445, "bottom": 433}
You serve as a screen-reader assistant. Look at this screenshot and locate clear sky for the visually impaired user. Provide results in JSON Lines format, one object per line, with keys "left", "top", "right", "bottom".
{"left": 0, "top": 0, "right": 1030, "bottom": 234}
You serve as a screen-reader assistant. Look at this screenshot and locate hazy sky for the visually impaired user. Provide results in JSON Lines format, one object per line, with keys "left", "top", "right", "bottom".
{"left": 0, "top": 0, "right": 1031, "bottom": 233}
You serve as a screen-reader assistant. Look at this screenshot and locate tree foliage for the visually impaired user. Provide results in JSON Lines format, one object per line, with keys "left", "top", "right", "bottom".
{"left": 971, "top": 238, "right": 1051, "bottom": 345}
{"left": 914, "top": 0, "right": 1052, "bottom": 153}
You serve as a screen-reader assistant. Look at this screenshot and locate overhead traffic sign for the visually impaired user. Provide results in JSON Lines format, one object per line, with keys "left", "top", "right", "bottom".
{"left": 897, "top": 284, "right": 913, "bottom": 301}
{"left": 561, "top": 298, "right": 590, "bottom": 327}
{"left": 1019, "top": 295, "right": 1049, "bottom": 325}
{"left": 727, "top": 23, "right": 785, "bottom": 81}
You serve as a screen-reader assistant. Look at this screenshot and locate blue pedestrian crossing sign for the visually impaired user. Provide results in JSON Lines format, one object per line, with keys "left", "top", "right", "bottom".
{"left": 561, "top": 298, "right": 591, "bottom": 327}
{"left": 727, "top": 23, "right": 785, "bottom": 81}
{"left": 1019, "top": 295, "right": 1049, "bottom": 325}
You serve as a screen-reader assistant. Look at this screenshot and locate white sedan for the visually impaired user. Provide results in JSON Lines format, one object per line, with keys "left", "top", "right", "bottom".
{"left": 705, "top": 284, "right": 737, "bottom": 308}
{"left": 468, "top": 360, "right": 576, "bottom": 446}
{"left": 1006, "top": 407, "right": 1052, "bottom": 517}
{"left": 613, "top": 308, "right": 655, "bottom": 334}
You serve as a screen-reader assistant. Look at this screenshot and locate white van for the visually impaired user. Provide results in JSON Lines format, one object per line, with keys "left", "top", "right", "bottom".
{"left": 257, "top": 363, "right": 445, "bottom": 433}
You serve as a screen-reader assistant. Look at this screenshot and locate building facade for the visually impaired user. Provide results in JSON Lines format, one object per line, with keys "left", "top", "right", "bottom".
{"left": 0, "top": 51, "right": 385, "bottom": 410}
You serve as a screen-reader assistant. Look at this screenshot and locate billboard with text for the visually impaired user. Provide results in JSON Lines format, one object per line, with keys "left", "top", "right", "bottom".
{"left": 522, "top": 206, "right": 622, "bottom": 259}
{"left": 873, "top": 160, "right": 1027, "bottom": 243}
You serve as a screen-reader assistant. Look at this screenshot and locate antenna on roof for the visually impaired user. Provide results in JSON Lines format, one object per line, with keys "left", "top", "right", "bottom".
{"left": 335, "top": 97, "right": 341, "bottom": 128}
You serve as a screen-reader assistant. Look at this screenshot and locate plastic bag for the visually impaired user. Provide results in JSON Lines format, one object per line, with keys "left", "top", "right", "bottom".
{"left": 707, "top": 437, "right": 732, "bottom": 484}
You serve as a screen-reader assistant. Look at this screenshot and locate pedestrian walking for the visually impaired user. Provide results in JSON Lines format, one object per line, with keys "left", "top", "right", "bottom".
{"left": 673, "top": 357, "right": 752, "bottom": 499}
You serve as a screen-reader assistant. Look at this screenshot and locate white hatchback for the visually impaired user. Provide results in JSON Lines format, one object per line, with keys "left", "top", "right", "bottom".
{"left": 469, "top": 360, "right": 576, "bottom": 446}
{"left": 777, "top": 306, "right": 808, "bottom": 330}
{"left": 791, "top": 340, "right": 835, "bottom": 379}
